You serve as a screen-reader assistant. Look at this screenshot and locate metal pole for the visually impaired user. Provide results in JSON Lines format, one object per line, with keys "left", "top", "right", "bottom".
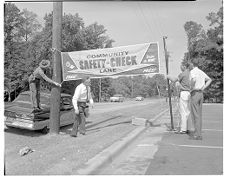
{"left": 131, "top": 77, "right": 134, "bottom": 98}
{"left": 163, "top": 36, "right": 174, "bottom": 130}
{"left": 50, "top": 2, "right": 62, "bottom": 134}
{"left": 99, "top": 78, "right": 101, "bottom": 102}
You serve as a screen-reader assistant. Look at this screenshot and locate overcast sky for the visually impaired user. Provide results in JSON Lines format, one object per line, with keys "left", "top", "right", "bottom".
{"left": 13, "top": 0, "right": 222, "bottom": 76}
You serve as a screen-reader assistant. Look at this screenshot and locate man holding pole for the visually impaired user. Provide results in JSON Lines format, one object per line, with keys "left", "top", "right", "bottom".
{"left": 29, "top": 60, "right": 61, "bottom": 113}
{"left": 166, "top": 63, "right": 191, "bottom": 134}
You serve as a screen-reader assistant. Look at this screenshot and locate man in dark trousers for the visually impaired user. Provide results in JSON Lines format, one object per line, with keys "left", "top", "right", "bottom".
{"left": 71, "top": 76, "right": 94, "bottom": 137}
{"left": 189, "top": 59, "right": 212, "bottom": 140}
{"left": 29, "top": 60, "right": 61, "bottom": 113}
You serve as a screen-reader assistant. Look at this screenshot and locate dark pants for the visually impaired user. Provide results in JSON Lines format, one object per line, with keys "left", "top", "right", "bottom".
{"left": 71, "top": 102, "right": 87, "bottom": 136}
{"left": 190, "top": 91, "right": 203, "bottom": 137}
{"left": 29, "top": 79, "right": 41, "bottom": 109}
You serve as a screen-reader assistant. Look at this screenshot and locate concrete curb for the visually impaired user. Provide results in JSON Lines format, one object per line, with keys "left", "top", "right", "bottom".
{"left": 76, "top": 108, "right": 169, "bottom": 175}
{"left": 148, "top": 108, "right": 169, "bottom": 124}
{"left": 77, "top": 126, "right": 146, "bottom": 174}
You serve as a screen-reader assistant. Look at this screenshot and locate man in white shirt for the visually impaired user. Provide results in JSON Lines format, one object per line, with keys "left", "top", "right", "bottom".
{"left": 71, "top": 76, "right": 94, "bottom": 137}
{"left": 189, "top": 59, "right": 212, "bottom": 140}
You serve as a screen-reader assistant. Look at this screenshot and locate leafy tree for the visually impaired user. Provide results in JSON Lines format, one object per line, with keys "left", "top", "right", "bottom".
{"left": 184, "top": 21, "right": 207, "bottom": 60}
{"left": 4, "top": 3, "right": 26, "bottom": 100}
{"left": 20, "top": 9, "right": 42, "bottom": 42}
{"left": 183, "top": 7, "right": 223, "bottom": 103}
{"left": 4, "top": 3, "right": 167, "bottom": 102}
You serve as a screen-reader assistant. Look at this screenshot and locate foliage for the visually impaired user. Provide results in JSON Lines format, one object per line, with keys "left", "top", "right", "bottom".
{"left": 4, "top": 3, "right": 169, "bottom": 102}
{"left": 4, "top": 3, "right": 115, "bottom": 101}
{"left": 183, "top": 6, "right": 223, "bottom": 103}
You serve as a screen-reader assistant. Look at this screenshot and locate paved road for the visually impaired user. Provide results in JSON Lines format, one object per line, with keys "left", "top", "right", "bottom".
{"left": 146, "top": 103, "right": 223, "bottom": 175}
{"left": 90, "top": 98, "right": 165, "bottom": 114}
{"left": 97, "top": 103, "right": 223, "bottom": 175}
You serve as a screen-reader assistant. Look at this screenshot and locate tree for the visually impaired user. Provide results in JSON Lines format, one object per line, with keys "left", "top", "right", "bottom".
{"left": 203, "top": 7, "right": 223, "bottom": 102}
{"left": 184, "top": 21, "right": 207, "bottom": 60}
{"left": 19, "top": 9, "right": 42, "bottom": 42}
{"left": 4, "top": 3, "right": 26, "bottom": 100}
{"left": 183, "top": 6, "right": 223, "bottom": 103}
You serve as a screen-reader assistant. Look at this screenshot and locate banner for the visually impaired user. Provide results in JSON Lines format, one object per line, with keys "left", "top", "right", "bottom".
{"left": 61, "top": 42, "right": 160, "bottom": 81}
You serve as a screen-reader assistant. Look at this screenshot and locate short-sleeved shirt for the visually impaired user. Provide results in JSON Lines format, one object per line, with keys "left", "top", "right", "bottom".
{"left": 72, "top": 83, "right": 94, "bottom": 110}
{"left": 178, "top": 69, "right": 190, "bottom": 91}
{"left": 190, "top": 67, "right": 210, "bottom": 90}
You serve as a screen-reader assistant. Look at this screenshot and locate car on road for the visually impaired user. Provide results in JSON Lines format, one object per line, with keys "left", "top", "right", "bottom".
{"left": 135, "top": 96, "right": 144, "bottom": 101}
{"left": 4, "top": 91, "right": 75, "bottom": 133}
{"left": 110, "top": 94, "right": 124, "bottom": 102}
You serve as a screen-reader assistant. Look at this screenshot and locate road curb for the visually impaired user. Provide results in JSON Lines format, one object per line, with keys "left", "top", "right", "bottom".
{"left": 148, "top": 108, "right": 169, "bottom": 124}
{"left": 76, "top": 108, "right": 169, "bottom": 175}
{"left": 77, "top": 126, "right": 146, "bottom": 174}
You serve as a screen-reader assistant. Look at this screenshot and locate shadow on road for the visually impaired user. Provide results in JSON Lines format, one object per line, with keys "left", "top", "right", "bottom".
{"left": 59, "top": 115, "right": 124, "bottom": 135}
{"left": 87, "top": 120, "right": 131, "bottom": 132}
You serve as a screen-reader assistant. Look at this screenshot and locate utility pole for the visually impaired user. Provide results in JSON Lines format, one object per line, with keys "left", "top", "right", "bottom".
{"left": 99, "top": 78, "right": 101, "bottom": 102}
{"left": 131, "top": 77, "right": 134, "bottom": 98}
{"left": 163, "top": 36, "right": 174, "bottom": 130}
{"left": 50, "top": 2, "right": 62, "bottom": 134}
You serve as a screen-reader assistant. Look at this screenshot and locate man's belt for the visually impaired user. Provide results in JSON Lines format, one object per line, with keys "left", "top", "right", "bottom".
{"left": 77, "top": 101, "right": 88, "bottom": 108}
{"left": 191, "top": 89, "right": 203, "bottom": 94}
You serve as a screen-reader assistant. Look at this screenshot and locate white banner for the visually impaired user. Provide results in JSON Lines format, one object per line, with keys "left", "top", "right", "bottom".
{"left": 61, "top": 42, "right": 160, "bottom": 81}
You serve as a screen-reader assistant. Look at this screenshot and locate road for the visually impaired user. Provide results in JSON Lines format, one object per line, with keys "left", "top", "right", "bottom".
{"left": 4, "top": 98, "right": 168, "bottom": 175}
{"left": 146, "top": 103, "right": 223, "bottom": 175}
{"left": 96, "top": 103, "right": 223, "bottom": 175}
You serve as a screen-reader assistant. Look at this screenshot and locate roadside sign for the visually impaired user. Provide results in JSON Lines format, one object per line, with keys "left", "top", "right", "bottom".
{"left": 61, "top": 42, "right": 160, "bottom": 81}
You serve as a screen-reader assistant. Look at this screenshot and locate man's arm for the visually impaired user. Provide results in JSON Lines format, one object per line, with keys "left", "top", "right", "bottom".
{"left": 166, "top": 74, "right": 178, "bottom": 83}
{"left": 39, "top": 69, "right": 61, "bottom": 87}
{"left": 202, "top": 78, "right": 212, "bottom": 91}
{"left": 88, "top": 87, "right": 94, "bottom": 108}
{"left": 72, "top": 86, "right": 80, "bottom": 114}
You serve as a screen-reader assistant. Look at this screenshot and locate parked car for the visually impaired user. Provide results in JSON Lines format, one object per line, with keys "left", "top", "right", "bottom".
{"left": 110, "top": 94, "right": 124, "bottom": 102}
{"left": 4, "top": 91, "right": 75, "bottom": 133}
{"left": 135, "top": 96, "right": 144, "bottom": 101}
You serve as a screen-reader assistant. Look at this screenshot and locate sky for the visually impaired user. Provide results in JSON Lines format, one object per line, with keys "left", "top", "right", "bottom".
{"left": 6, "top": 0, "right": 222, "bottom": 76}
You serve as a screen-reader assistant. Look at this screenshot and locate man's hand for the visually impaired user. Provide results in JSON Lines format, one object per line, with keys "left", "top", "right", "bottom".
{"left": 90, "top": 99, "right": 94, "bottom": 108}
{"left": 74, "top": 108, "right": 79, "bottom": 115}
{"left": 51, "top": 48, "right": 57, "bottom": 53}
{"left": 54, "top": 82, "right": 61, "bottom": 87}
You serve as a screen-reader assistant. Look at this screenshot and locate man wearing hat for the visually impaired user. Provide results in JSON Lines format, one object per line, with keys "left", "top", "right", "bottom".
{"left": 71, "top": 76, "right": 94, "bottom": 137}
{"left": 29, "top": 60, "right": 61, "bottom": 113}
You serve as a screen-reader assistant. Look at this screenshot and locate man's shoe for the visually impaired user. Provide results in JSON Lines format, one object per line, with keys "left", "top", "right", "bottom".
{"left": 186, "top": 130, "right": 194, "bottom": 136}
{"left": 189, "top": 135, "right": 202, "bottom": 140}
{"left": 32, "top": 108, "right": 42, "bottom": 113}
{"left": 38, "top": 107, "right": 43, "bottom": 111}
{"left": 175, "top": 130, "right": 187, "bottom": 134}
{"left": 70, "top": 134, "right": 77, "bottom": 137}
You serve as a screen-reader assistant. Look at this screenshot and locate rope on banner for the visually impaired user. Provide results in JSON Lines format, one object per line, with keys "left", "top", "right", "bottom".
{"left": 51, "top": 48, "right": 61, "bottom": 53}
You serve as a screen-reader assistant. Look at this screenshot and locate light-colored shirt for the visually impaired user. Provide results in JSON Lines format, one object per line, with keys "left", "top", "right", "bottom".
{"left": 190, "top": 67, "right": 210, "bottom": 90}
{"left": 72, "top": 83, "right": 94, "bottom": 110}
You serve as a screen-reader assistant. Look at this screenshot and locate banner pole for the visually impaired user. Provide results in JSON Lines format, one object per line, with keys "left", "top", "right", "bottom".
{"left": 163, "top": 36, "right": 174, "bottom": 130}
